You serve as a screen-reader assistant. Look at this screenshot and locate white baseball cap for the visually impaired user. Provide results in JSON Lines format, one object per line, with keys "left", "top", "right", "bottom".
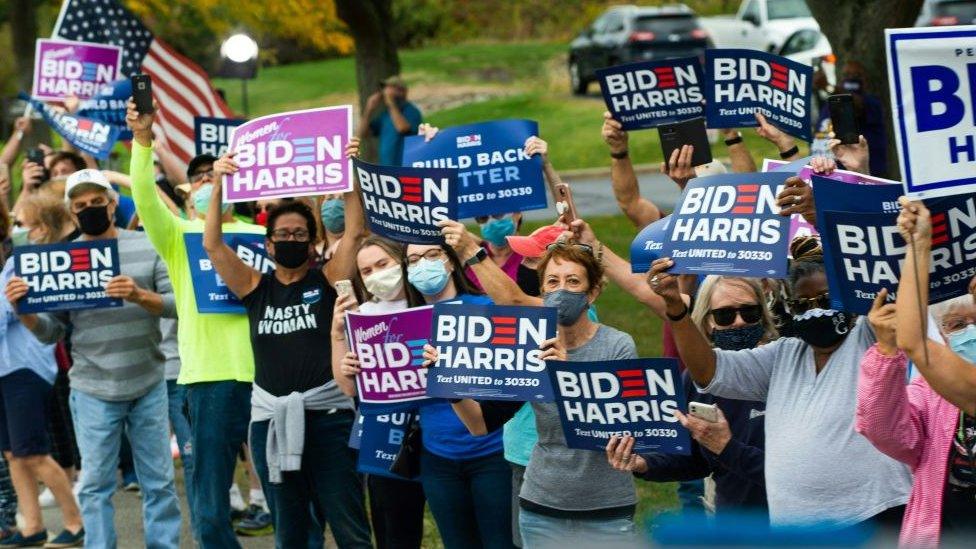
{"left": 65, "top": 169, "right": 117, "bottom": 202}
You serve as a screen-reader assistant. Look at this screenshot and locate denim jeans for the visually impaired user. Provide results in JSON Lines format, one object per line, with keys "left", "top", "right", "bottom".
{"left": 420, "top": 449, "right": 514, "bottom": 549}
{"left": 70, "top": 381, "right": 181, "bottom": 549}
{"left": 186, "top": 381, "right": 251, "bottom": 549}
{"left": 518, "top": 508, "right": 637, "bottom": 549}
{"left": 367, "top": 474, "right": 425, "bottom": 549}
{"left": 166, "top": 380, "right": 195, "bottom": 531}
{"left": 250, "top": 409, "right": 371, "bottom": 549}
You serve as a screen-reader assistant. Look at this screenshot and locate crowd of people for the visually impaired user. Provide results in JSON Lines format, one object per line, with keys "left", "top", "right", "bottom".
{"left": 0, "top": 67, "right": 972, "bottom": 549}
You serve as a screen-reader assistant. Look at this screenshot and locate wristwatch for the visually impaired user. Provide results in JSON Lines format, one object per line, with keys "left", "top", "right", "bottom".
{"left": 464, "top": 247, "right": 488, "bottom": 267}
{"left": 610, "top": 149, "right": 629, "bottom": 160}
{"left": 724, "top": 133, "right": 743, "bottom": 146}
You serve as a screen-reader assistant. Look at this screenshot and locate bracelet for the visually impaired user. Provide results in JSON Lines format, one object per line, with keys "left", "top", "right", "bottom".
{"left": 595, "top": 241, "right": 605, "bottom": 264}
{"left": 666, "top": 305, "right": 689, "bottom": 322}
{"left": 724, "top": 134, "right": 743, "bottom": 146}
{"left": 779, "top": 145, "right": 799, "bottom": 159}
{"left": 610, "top": 149, "right": 629, "bottom": 160}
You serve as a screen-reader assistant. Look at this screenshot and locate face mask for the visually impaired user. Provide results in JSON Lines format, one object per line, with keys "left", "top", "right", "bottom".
{"left": 193, "top": 184, "right": 231, "bottom": 216}
{"left": 273, "top": 241, "right": 310, "bottom": 269}
{"left": 364, "top": 265, "right": 404, "bottom": 302}
{"left": 792, "top": 308, "right": 852, "bottom": 349}
{"left": 77, "top": 205, "right": 112, "bottom": 236}
{"left": 407, "top": 258, "right": 450, "bottom": 296}
{"left": 949, "top": 324, "right": 976, "bottom": 364}
{"left": 480, "top": 217, "right": 516, "bottom": 247}
{"left": 841, "top": 78, "right": 863, "bottom": 93}
{"left": 543, "top": 289, "right": 590, "bottom": 326}
{"left": 711, "top": 323, "right": 765, "bottom": 351}
{"left": 255, "top": 211, "right": 269, "bottom": 226}
{"left": 321, "top": 200, "right": 346, "bottom": 234}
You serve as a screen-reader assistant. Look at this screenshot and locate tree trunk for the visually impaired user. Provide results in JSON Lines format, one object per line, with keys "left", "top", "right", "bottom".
{"left": 806, "top": 0, "right": 924, "bottom": 178}
{"left": 9, "top": 0, "right": 38, "bottom": 92}
{"left": 335, "top": 0, "right": 401, "bottom": 162}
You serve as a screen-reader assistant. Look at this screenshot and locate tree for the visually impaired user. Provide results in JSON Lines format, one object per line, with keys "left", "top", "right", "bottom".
{"left": 9, "top": 0, "right": 38, "bottom": 92}
{"left": 806, "top": 0, "right": 924, "bottom": 177}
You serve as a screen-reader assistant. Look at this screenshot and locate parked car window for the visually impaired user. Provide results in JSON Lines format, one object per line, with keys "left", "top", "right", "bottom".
{"left": 767, "top": 0, "right": 812, "bottom": 20}
{"left": 780, "top": 29, "right": 821, "bottom": 56}
{"left": 935, "top": 0, "right": 976, "bottom": 21}
{"left": 741, "top": 0, "right": 761, "bottom": 25}
{"left": 634, "top": 15, "right": 699, "bottom": 34}
{"left": 604, "top": 11, "right": 625, "bottom": 33}
{"left": 591, "top": 12, "right": 611, "bottom": 34}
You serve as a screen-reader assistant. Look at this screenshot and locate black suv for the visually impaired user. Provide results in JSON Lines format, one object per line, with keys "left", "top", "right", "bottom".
{"left": 569, "top": 4, "right": 711, "bottom": 95}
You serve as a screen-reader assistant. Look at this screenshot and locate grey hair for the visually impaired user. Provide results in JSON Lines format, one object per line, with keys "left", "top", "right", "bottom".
{"left": 690, "top": 275, "right": 778, "bottom": 342}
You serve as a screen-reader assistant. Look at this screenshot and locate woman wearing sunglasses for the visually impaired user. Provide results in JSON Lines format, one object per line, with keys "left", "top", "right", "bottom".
{"left": 646, "top": 236, "right": 912, "bottom": 528}
{"left": 429, "top": 220, "right": 640, "bottom": 548}
{"left": 606, "top": 275, "right": 773, "bottom": 515}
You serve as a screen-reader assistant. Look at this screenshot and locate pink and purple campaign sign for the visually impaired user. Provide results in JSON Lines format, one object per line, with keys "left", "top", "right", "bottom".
{"left": 225, "top": 106, "right": 353, "bottom": 202}
{"left": 32, "top": 39, "right": 122, "bottom": 102}
{"left": 345, "top": 306, "right": 433, "bottom": 405}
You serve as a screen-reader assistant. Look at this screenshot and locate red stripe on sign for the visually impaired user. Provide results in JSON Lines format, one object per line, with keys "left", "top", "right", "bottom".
{"left": 494, "top": 326, "right": 516, "bottom": 335}
{"left": 653, "top": 67, "right": 673, "bottom": 74}
{"left": 737, "top": 185, "right": 759, "bottom": 192}
{"left": 399, "top": 176, "right": 421, "bottom": 184}
{"left": 932, "top": 224, "right": 948, "bottom": 236}
{"left": 737, "top": 195, "right": 757, "bottom": 203}
{"left": 932, "top": 234, "right": 950, "bottom": 246}
{"left": 932, "top": 212, "right": 946, "bottom": 224}
{"left": 616, "top": 369, "right": 643, "bottom": 378}
{"left": 402, "top": 196, "right": 421, "bottom": 203}
{"left": 622, "top": 379, "right": 645, "bottom": 388}
{"left": 732, "top": 206, "right": 754, "bottom": 214}
{"left": 491, "top": 316, "right": 516, "bottom": 324}
{"left": 622, "top": 389, "right": 648, "bottom": 398}
{"left": 771, "top": 79, "right": 787, "bottom": 90}
{"left": 770, "top": 62, "right": 786, "bottom": 72}
{"left": 490, "top": 337, "right": 516, "bottom": 345}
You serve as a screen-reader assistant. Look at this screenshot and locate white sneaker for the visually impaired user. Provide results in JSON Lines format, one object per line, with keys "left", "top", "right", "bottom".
{"left": 38, "top": 487, "right": 56, "bottom": 508}
{"left": 229, "top": 483, "right": 247, "bottom": 513}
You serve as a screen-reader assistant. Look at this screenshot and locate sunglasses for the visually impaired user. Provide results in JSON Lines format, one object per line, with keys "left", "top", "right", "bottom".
{"left": 545, "top": 242, "right": 593, "bottom": 255}
{"left": 709, "top": 305, "right": 762, "bottom": 327}
{"left": 189, "top": 170, "right": 213, "bottom": 183}
{"left": 787, "top": 292, "right": 831, "bottom": 315}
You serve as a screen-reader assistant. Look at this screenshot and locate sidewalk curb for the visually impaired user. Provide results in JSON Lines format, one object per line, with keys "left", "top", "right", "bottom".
{"left": 560, "top": 156, "right": 732, "bottom": 182}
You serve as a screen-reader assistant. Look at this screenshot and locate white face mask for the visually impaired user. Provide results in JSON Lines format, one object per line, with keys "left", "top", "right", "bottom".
{"left": 363, "top": 265, "right": 404, "bottom": 302}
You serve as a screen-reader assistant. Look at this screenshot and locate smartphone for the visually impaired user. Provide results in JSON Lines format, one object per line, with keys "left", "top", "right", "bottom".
{"left": 25, "top": 148, "right": 50, "bottom": 184}
{"left": 828, "top": 94, "right": 859, "bottom": 145}
{"left": 688, "top": 402, "right": 719, "bottom": 423}
{"left": 554, "top": 183, "right": 578, "bottom": 223}
{"left": 131, "top": 74, "right": 154, "bottom": 114}
{"left": 658, "top": 117, "right": 713, "bottom": 168}
{"left": 335, "top": 280, "right": 354, "bottom": 299}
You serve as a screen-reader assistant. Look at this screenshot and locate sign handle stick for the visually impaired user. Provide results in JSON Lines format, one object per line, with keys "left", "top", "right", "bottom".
{"left": 14, "top": 103, "right": 33, "bottom": 141}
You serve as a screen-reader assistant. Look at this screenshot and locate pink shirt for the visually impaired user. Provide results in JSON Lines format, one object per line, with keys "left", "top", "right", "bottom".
{"left": 464, "top": 245, "right": 523, "bottom": 291}
{"left": 856, "top": 345, "right": 959, "bottom": 548}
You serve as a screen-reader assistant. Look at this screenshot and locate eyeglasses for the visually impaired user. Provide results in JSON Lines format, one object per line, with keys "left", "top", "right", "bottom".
{"left": 189, "top": 170, "right": 213, "bottom": 183}
{"left": 406, "top": 248, "right": 445, "bottom": 265}
{"left": 943, "top": 317, "right": 976, "bottom": 335}
{"left": 787, "top": 292, "right": 832, "bottom": 315}
{"left": 270, "top": 229, "right": 310, "bottom": 242}
{"left": 710, "top": 305, "right": 762, "bottom": 327}
{"left": 475, "top": 213, "right": 509, "bottom": 224}
{"left": 545, "top": 242, "right": 593, "bottom": 255}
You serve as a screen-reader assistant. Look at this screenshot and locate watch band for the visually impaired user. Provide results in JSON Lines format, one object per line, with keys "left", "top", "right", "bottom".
{"left": 610, "top": 149, "right": 629, "bottom": 160}
{"left": 779, "top": 145, "right": 800, "bottom": 159}
{"left": 666, "top": 305, "right": 689, "bottom": 322}
{"left": 464, "top": 247, "right": 488, "bottom": 267}
{"left": 724, "top": 135, "right": 743, "bottom": 146}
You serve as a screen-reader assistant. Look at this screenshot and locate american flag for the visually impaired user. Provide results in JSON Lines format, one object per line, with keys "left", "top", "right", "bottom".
{"left": 53, "top": 0, "right": 234, "bottom": 165}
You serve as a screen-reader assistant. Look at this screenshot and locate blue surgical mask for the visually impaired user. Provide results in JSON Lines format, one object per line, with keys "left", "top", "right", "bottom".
{"left": 193, "top": 184, "right": 231, "bottom": 216}
{"left": 711, "top": 323, "right": 764, "bottom": 351}
{"left": 321, "top": 199, "right": 346, "bottom": 234}
{"left": 407, "top": 258, "right": 450, "bottom": 296}
{"left": 949, "top": 324, "right": 976, "bottom": 364}
{"left": 480, "top": 217, "right": 516, "bottom": 247}
{"left": 543, "top": 289, "right": 590, "bottom": 326}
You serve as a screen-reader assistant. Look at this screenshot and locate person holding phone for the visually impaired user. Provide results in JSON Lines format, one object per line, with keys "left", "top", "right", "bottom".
{"left": 202, "top": 147, "right": 371, "bottom": 548}
{"left": 647, "top": 237, "right": 912, "bottom": 528}
{"left": 606, "top": 275, "right": 772, "bottom": 515}
{"left": 357, "top": 75, "right": 422, "bottom": 165}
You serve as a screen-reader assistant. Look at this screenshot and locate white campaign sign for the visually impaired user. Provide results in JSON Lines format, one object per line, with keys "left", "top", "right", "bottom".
{"left": 886, "top": 26, "right": 976, "bottom": 198}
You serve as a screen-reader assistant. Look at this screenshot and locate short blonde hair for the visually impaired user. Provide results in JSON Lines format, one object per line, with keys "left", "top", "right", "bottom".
{"left": 19, "top": 192, "right": 75, "bottom": 245}
{"left": 691, "top": 276, "right": 778, "bottom": 342}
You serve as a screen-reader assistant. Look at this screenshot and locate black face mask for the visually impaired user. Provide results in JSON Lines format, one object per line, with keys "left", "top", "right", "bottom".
{"left": 273, "top": 241, "right": 310, "bottom": 269}
{"left": 77, "top": 205, "right": 112, "bottom": 236}
{"left": 792, "top": 309, "right": 853, "bottom": 349}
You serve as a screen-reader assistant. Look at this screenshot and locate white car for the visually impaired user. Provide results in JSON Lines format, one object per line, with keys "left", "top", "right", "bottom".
{"left": 779, "top": 28, "right": 835, "bottom": 87}
{"left": 702, "top": 0, "right": 819, "bottom": 52}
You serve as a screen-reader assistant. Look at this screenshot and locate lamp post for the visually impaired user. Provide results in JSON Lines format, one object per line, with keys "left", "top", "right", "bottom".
{"left": 218, "top": 33, "right": 259, "bottom": 118}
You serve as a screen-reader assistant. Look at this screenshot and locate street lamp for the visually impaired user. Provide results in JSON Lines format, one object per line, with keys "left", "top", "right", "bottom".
{"left": 218, "top": 33, "right": 259, "bottom": 118}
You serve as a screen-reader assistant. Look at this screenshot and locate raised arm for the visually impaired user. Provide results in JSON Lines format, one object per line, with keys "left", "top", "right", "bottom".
{"left": 0, "top": 117, "right": 30, "bottom": 172}
{"left": 755, "top": 112, "right": 799, "bottom": 161}
{"left": 524, "top": 136, "right": 564, "bottom": 211}
{"left": 330, "top": 294, "right": 359, "bottom": 397}
{"left": 439, "top": 220, "right": 542, "bottom": 307}
{"left": 895, "top": 198, "right": 976, "bottom": 414}
{"left": 202, "top": 154, "right": 261, "bottom": 299}
{"left": 602, "top": 112, "right": 661, "bottom": 228}
{"left": 720, "top": 128, "right": 757, "bottom": 173}
{"left": 324, "top": 138, "right": 368, "bottom": 285}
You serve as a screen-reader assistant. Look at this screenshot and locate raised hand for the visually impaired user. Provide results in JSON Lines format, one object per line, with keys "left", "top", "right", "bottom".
{"left": 867, "top": 288, "right": 898, "bottom": 356}
{"left": 775, "top": 176, "right": 816, "bottom": 226}
{"left": 601, "top": 111, "right": 628, "bottom": 156}
{"left": 662, "top": 145, "right": 695, "bottom": 189}
{"left": 828, "top": 135, "right": 869, "bottom": 175}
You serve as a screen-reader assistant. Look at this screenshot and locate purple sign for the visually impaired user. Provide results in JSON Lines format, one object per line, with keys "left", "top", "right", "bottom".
{"left": 33, "top": 39, "right": 122, "bottom": 102}
{"left": 345, "top": 306, "right": 433, "bottom": 405}
{"left": 225, "top": 106, "right": 353, "bottom": 202}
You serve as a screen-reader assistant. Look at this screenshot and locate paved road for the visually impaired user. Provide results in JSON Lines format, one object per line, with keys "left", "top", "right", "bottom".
{"left": 521, "top": 171, "right": 682, "bottom": 222}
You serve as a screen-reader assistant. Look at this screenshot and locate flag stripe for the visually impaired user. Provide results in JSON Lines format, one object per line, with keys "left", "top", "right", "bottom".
{"left": 142, "top": 54, "right": 211, "bottom": 117}
{"left": 152, "top": 41, "right": 230, "bottom": 116}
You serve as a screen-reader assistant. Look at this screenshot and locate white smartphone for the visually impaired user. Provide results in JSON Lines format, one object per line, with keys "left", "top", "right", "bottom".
{"left": 688, "top": 402, "right": 719, "bottom": 423}
{"left": 335, "top": 280, "right": 354, "bottom": 298}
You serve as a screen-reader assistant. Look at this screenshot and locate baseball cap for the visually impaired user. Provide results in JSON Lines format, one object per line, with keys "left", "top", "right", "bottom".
{"left": 186, "top": 153, "right": 217, "bottom": 179}
{"left": 382, "top": 75, "right": 407, "bottom": 88}
{"left": 65, "top": 169, "right": 116, "bottom": 201}
{"left": 506, "top": 225, "right": 566, "bottom": 258}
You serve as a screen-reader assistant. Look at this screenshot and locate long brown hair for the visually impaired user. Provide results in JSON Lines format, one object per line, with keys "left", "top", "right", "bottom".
{"left": 353, "top": 235, "right": 422, "bottom": 304}
{"left": 20, "top": 193, "right": 76, "bottom": 244}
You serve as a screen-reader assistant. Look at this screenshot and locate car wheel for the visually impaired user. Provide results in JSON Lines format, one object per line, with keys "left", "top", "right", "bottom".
{"left": 569, "top": 60, "right": 587, "bottom": 95}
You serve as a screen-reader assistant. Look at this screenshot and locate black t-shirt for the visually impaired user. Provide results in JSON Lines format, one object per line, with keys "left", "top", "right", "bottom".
{"left": 942, "top": 413, "right": 976, "bottom": 533}
{"left": 242, "top": 269, "right": 337, "bottom": 397}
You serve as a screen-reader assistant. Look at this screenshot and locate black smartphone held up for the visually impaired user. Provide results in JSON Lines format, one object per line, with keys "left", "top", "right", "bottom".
{"left": 131, "top": 74, "right": 154, "bottom": 114}
{"left": 828, "top": 94, "right": 859, "bottom": 145}
{"left": 26, "top": 148, "right": 50, "bottom": 184}
{"left": 658, "top": 117, "right": 713, "bottom": 168}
